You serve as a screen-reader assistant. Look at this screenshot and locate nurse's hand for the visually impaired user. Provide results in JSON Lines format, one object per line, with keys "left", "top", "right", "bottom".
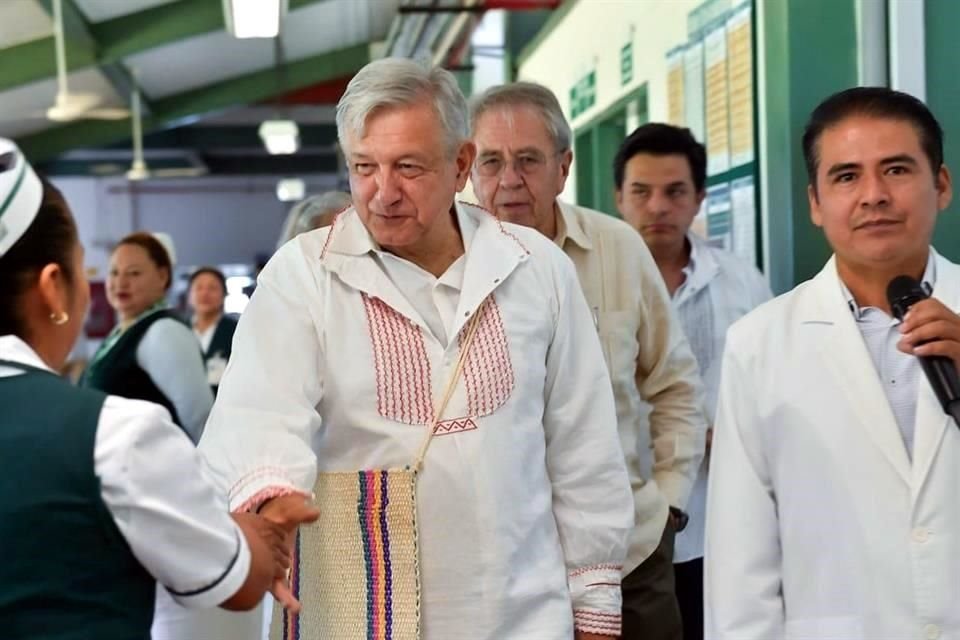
{"left": 223, "top": 512, "right": 293, "bottom": 611}
{"left": 897, "top": 299, "right": 960, "bottom": 369}
{"left": 260, "top": 494, "right": 321, "bottom": 612}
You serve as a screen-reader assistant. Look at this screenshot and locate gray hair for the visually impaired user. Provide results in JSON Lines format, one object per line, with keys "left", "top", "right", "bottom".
{"left": 469, "top": 81, "right": 572, "bottom": 152}
{"left": 276, "top": 191, "right": 353, "bottom": 249}
{"left": 336, "top": 58, "right": 469, "bottom": 157}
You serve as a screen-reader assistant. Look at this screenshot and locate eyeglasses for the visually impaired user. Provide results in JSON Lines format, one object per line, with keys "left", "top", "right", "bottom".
{"left": 474, "top": 151, "right": 560, "bottom": 178}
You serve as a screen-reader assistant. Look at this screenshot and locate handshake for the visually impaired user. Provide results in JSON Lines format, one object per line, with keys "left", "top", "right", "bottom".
{"left": 223, "top": 495, "right": 321, "bottom": 612}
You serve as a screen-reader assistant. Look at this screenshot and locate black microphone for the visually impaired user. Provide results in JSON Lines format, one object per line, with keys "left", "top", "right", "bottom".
{"left": 887, "top": 275, "right": 960, "bottom": 427}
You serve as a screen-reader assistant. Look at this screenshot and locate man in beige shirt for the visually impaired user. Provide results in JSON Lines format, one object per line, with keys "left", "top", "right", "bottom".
{"left": 470, "top": 82, "right": 707, "bottom": 640}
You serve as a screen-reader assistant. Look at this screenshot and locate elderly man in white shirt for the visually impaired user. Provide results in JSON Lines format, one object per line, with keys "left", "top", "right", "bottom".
{"left": 470, "top": 82, "right": 707, "bottom": 640}
{"left": 612, "top": 123, "right": 773, "bottom": 640}
{"left": 199, "top": 59, "right": 633, "bottom": 640}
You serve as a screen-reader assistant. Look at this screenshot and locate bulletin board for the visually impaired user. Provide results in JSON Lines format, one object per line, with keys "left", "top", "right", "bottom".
{"left": 665, "top": 0, "right": 761, "bottom": 268}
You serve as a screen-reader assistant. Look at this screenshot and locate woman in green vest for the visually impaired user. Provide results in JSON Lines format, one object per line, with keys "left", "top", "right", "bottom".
{"left": 188, "top": 266, "right": 238, "bottom": 396}
{"left": 81, "top": 232, "right": 213, "bottom": 443}
{"left": 0, "top": 138, "right": 318, "bottom": 639}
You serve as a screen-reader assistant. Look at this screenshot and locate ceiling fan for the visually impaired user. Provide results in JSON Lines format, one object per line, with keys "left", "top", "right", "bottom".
{"left": 45, "top": 0, "right": 130, "bottom": 122}
{"left": 126, "top": 83, "right": 207, "bottom": 181}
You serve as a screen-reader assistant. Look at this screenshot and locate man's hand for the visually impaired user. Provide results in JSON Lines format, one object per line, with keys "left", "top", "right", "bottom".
{"left": 259, "top": 494, "right": 321, "bottom": 612}
{"left": 897, "top": 298, "right": 960, "bottom": 368}
{"left": 575, "top": 632, "right": 618, "bottom": 640}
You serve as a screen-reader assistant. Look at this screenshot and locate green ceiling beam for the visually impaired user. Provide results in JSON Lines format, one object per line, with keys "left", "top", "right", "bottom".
{"left": 17, "top": 42, "right": 370, "bottom": 162}
{"left": 0, "top": 0, "right": 329, "bottom": 92}
{"left": 153, "top": 42, "right": 368, "bottom": 121}
{"left": 0, "top": 0, "right": 96, "bottom": 92}
{"left": 90, "top": 0, "right": 228, "bottom": 63}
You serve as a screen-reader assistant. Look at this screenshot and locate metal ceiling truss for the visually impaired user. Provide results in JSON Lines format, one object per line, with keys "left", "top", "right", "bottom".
{"left": 0, "top": 0, "right": 329, "bottom": 93}
{"left": 18, "top": 42, "right": 370, "bottom": 162}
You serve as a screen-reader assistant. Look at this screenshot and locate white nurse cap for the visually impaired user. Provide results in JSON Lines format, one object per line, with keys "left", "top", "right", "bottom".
{"left": 0, "top": 138, "right": 43, "bottom": 258}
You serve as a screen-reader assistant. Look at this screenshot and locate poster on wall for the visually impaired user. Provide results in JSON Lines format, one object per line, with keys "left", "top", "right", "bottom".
{"left": 704, "top": 21, "right": 730, "bottom": 176}
{"left": 706, "top": 182, "right": 733, "bottom": 250}
{"left": 683, "top": 41, "right": 705, "bottom": 143}
{"left": 730, "top": 176, "right": 757, "bottom": 265}
{"left": 667, "top": 46, "right": 686, "bottom": 126}
{"left": 727, "top": 5, "right": 754, "bottom": 167}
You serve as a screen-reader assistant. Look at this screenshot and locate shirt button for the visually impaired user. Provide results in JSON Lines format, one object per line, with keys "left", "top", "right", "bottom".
{"left": 912, "top": 527, "right": 929, "bottom": 543}
{"left": 924, "top": 623, "right": 940, "bottom": 640}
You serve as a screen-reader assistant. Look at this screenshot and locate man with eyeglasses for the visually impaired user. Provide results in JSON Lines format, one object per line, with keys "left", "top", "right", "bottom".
{"left": 470, "top": 82, "right": 707, "bottom": 640}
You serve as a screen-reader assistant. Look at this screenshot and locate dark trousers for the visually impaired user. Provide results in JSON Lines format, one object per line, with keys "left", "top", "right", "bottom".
{"left": 621, "top": 517, "right": 682, "bottom": 640}
{"left": 674, "top": 557, "right": 704, "bottom": 640}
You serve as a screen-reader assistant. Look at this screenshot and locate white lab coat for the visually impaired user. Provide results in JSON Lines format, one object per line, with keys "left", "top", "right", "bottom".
{"left": 672, "top": 232, "right": 772, "bottom": 563}
{"left": 705, "top": 250, "right": 960, "bottom": 640}
{"left": 199, "top": 203, "right": 634, "bottom": 639}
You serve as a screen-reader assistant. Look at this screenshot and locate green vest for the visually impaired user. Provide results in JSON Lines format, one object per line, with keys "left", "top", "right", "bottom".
{"left": 203, "top": 315, "right": 238, "bottom": 396}
{"left": 0, "top": 360, "right": 155, "bottom": 639}
{"left": 81, "top": 309, "right": 185, "bottom": 429}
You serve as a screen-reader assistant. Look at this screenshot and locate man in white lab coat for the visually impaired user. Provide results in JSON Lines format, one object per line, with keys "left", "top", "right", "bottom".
{"left": 199, "top": 59, "right": 633, "bottom": 639}
{"left": 612, "top": 123, "right": 773, "bottom": 640}
{"left": 705, "top": 87, "right": 960, "bottom": 639}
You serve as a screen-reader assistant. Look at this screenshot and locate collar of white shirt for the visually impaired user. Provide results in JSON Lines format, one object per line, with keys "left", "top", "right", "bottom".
{"left": 553, "top": 200, "right": 593, "bottom": 250}
{"left": 673, "top": 232, "right": 721, "bottom": 304}
{"left": 323, "top": 202, "right": 479, "bottom": 258}
{"left": 839, "top": 251, "right": 937, "bottom": 322}
{"left": 0, "top": 334, "right": 53, "bottom": 376}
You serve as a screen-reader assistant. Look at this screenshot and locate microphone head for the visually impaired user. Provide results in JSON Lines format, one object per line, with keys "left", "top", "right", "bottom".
{"left": 887, "top": 274, "right": 927, "bottom": 320}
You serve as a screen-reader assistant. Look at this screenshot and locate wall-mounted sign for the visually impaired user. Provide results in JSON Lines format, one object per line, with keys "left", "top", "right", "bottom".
{"left": 569, "top": 70, "right": 597, "bottom": 119}
{"left": 621, "top": 42, "right": 633, "bottom": 86}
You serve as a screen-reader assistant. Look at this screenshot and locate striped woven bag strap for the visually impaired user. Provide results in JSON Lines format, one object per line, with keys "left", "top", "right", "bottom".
{"left": 410, "top": 296, "right": 487, "bottom": 472}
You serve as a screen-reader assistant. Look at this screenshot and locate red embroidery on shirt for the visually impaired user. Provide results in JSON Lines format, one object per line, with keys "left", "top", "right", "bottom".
{"left": 568, "top": 563, "right": 623, "bottom": 578}
{"left": 363, "top": 294, "right": 433, "bottom": 424}
{"left": 457, "top": 200, "right": 531, "bottom": 255}
{"left": 433, "top": 417, "right": 478, "bottom": 435}
{"left": 319, "top": 212, "right": 342, "bottom": 260}
{"left": 573, "top": 609, "right": 621, "bottom": 636}
{"left": 460, "top": 295, "right": 515, "bottom": 416}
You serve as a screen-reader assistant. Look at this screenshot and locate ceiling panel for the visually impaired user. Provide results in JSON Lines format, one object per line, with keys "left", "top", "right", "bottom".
{"left": 127, "top": 0, "right": 393, "bottom": 100}
{"left": 126, "top": 31, "right": 276, "bottom": 99}
{"left": 0, "top": 68, "right": 128, "bottom": 138}
{"left": 0, "top": 0, "right": 53, "bottom": 49}
{"left": 74, "top": 0, "right": 180, "bottom": 23}
{"left": 283, "top": 0, "right": 398, "bottom": 63}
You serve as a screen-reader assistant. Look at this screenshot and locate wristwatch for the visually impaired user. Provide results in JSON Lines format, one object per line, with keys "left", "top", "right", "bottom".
{"left": 669, "top": 506, "right": 689, "bottom": 532}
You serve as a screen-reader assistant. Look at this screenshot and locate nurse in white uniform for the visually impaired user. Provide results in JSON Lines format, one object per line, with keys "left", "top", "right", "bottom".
{"left": 0, "top": 138, "right": 317, "bottom": 639}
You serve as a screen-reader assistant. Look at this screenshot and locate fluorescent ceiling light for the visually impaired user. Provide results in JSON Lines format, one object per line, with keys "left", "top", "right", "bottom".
{"left": 258, "top": 119, "right": 300, "bottom": 155}
{"left": 223, "top": 0, "right": 287, "bottom": 39}
{"left": 277, "top": 178, "right": 306, "bottom": 202}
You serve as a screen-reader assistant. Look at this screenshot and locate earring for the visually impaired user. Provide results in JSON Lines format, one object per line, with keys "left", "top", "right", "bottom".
{"left": 50, "top": 311, "right": 69, "bottom": 325}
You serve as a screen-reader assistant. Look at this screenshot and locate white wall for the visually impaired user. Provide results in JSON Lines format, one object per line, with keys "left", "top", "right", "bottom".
{"left": 517, "top": 0, "right": 700, "bottom": 201}
{"left": 51, "top": 174, "right": 339, "bottom": 280}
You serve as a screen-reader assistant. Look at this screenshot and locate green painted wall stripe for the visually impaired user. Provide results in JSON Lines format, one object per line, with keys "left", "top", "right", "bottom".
{"left": 759, "top": 0, "right": 857, "bottom": 290}
{"left": 925, "top": 0, "right": 960, "bottom": 264}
